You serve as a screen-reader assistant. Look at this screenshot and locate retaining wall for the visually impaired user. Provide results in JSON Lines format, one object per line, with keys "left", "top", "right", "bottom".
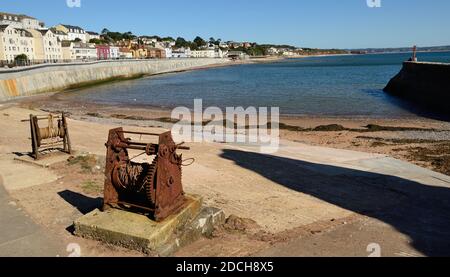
{"left": 0, "top": 58, "right": 230, "bottom": 102}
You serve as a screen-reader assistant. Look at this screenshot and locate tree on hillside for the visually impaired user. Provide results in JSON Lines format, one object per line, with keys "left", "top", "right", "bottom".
{"left": 101, "top": 28, "right": 110, "bottom": 35}
{"left": 193, "top": 36, "right": 206, "bottom": 48}
{"left": 162, "top": 36, "right": 175, "bottom": 42}
{"left": 175, "top": 37, "right": 190, "bottom": 48}
{"left": 208, "top": 37, "right": 221, "bottom": 45}
{"left": 89, "top": 38, "right": 108, "bottom": 45}
{"left": 123, "top": 31, "right": 135, "bottom": 40}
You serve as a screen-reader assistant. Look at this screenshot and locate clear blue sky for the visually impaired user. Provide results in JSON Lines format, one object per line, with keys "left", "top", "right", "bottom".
{"left": 2, "top": 0, "right": 450, "bottom": 49}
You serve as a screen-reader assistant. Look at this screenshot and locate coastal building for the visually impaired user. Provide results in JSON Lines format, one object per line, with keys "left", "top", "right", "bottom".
{"left": 267, "top": 47, "right": 279, "bottom": 55}
{"left": 96, "top": 45, "right": 110, "bottom": 60}
{"left": 165, "top": 48, "right": 172, "bottom": 59}
{"left": 242, "top": 42, "right": 252, "bottom": 48}
{"left": 156, "top": 40, "right": 175, "bottom": 49}
{"left": 119, "top": 47, "right": 133, "bottom": 59}
{"left": 0, "top": 25, "right": 35, "bottom": 63}
{"left": 227, "top": 51, "right": 249, "bottom": 60}
{"left": 139, "top": 37, "right": 157, "bottom": 45}
{"left": 282, "top": 50, "right": 295, "bottom": 56}
{"left": 61, "top": 41, "right": 72, "bottom": 61}
{"left": 171, "top": 48, "right": 191, "bottom": 58}
{"left": 28, "top": 29, "right": 62, "bottom": 63}
{"left": 146, "top": 47, "right": 166, "bottom": 59}
{"left": 155, "top": 41, "right": 166, "bottom": 49}
{"left": 131, "top": 47, "right": 147, "bottom": 59}
{"left": 86, "top": 31, "right": 100, "bottom": 42}
{"left": 0, "top": 12, "right": 43, "bottom": 30}
{"left": 215, "top": 48, "right": 226, "bottom": 58}
{"left": 27, "top": 29, "right": 44, "bottom": 61}
{"left": 62, "top": 42, "right": 96, "bottom": 61}
{"left": 109, "top": 46, "right": 120, "bottom": 59}
{"left": 228, "top": 41, "right": 243, "bottom": 49}
{"left": 190, "top": 49, "right": 215, "bottom": 58}
{"left": 54, "top": 24, "right": 87, "bottom": 42}
{"left": 50, "top": 28, "right": 69, "bottom": 42}
{"left": 219, "top": 42, "right": 229, "bottom": 49}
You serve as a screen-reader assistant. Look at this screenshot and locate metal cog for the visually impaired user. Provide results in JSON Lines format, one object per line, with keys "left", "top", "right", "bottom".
{"left": 145, "top": 157, "right": 158, "bottom": 206}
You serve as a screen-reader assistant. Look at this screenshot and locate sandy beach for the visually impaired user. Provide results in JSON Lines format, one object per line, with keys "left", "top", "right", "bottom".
{"left": 13, "top": 90, "right": 450, "bottom": 176}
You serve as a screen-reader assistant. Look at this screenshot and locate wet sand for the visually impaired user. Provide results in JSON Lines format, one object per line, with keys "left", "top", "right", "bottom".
{"left": 11, "top": 90, "right": 450, "bottom": 176}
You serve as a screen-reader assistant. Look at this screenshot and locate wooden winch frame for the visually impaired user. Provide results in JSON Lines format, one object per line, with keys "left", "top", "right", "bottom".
{"left": 25, "top": 113, "right": 72, "bottom": 160}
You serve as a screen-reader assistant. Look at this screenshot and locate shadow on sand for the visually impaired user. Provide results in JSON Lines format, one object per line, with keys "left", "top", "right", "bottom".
{"left": 220, "top": 149, "right": 450, "bottom": 257}
{"left": 58, "top": 190, "right": 102, "bottom": 215}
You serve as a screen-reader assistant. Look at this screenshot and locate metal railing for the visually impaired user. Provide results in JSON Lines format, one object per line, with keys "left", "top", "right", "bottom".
{"left": 0, "top": 59, "right": 75, "bottom": 68}
{"left": 0, "top": 55, "right": 227, "bottom": 69}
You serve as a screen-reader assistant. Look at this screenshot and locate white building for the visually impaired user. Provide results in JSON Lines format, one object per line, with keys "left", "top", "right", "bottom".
{"left": 0, "top": 25, "right": 35, "bottom": 63}
{"left": 164, "top": 48, "right": 172, "bottom": 59}
{"left": 119, "top": 48, "right": 133, "bottom": 59}
{"left": 190, "top": 49, "right": 215, "bottom": 58}
{"left": 54, "top": 24, "right": 87, "bottom": 42}
{"left": 219, "top": 42, "right": 229, "bottom": 49}
{"left": 282, "top": 50, "right": 295, "bottom": 56}
{"left": 161, "top": 40, "right": 175, "bottom": 47}
{"left": 62, "top": 41, "right": 96, "bottom": 61}
{"left": 227, "top": 51, "right": 249, "bottom": 60}
{"left": 140, "top": 37, "right": 157, "bottom": 45}
{"left": 171, "top": 48, "right": 191, "bottom": 58}
{"left": 0, "top": 12, "right": 43, "bottom": 30}
{"left": 267, "top": 47, "right": 279, "bottom": 55}
{"left": 50, "top": 28, "right": 69, "bottom": 42}
{"left": 109, "top": 46, "right": 120, "bottom": 59}
{"left": 28, "top": 29, "right": 62, "bottom": 62}
{"left": 41, "top": 29, "right": 62, "bottom": 62}
{"left": 215, "top": 48, "right": 226, "bottom": 58}
{"left": 86, "top": 31, "right": 100, "bottom": 42}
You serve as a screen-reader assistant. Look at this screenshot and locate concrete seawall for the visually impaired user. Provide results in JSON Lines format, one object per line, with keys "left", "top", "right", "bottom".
{"left": 0, "top": 58, "right": 230, "bottom": 102}
{"left": 384, "top": 61, "right": 450, "bottom": 114}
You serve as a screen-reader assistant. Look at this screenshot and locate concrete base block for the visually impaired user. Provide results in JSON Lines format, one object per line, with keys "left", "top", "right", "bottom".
{"left": 157, "top": 207, "right": 226, "bottom": 256}
{"left": 74, "top": 195, "right": 225, "bottom": 256}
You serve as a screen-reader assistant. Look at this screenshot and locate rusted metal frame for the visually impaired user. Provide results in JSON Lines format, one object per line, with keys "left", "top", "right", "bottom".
{"left": 103, "top": 128, "right": 189, "bottom": 222}
{"left": 118, "top": 130, "right": 161, "bottom": 136}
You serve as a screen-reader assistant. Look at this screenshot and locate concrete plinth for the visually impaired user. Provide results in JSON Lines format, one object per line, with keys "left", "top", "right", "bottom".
{"left": 74, "top": 195, "right": 225, "bottom": 256}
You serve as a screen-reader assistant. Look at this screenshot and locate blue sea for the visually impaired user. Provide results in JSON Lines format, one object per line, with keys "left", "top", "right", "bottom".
{"left": 61, "top": 51, "right": 450, "bottom": 118}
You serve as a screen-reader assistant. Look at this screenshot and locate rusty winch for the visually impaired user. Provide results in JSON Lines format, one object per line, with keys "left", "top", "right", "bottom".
{"left": 103, "top": 128, "right": 191, "bottom": 222}
{"left": 23, "top": 113, "right": 72, "bottom": 160}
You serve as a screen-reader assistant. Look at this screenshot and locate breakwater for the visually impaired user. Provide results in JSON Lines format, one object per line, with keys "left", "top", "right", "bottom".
{"left": 384, "top": 61, "right": 450, "bottom": 114}
{"left": 0, "top": 58, "right": 230, "bottom": 102}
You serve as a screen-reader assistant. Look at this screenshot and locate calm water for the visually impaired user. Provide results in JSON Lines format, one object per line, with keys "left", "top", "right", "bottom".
{"left": 61, "top": 51, "right": 450, "bottom": 118}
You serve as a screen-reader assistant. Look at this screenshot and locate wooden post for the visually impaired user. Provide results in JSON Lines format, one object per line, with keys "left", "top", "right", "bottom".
{"left": 62, "top": 113, "right": 72, "bottom": 154}
{"left": 29, "top": 114, "right": 39, "bottom": 160}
